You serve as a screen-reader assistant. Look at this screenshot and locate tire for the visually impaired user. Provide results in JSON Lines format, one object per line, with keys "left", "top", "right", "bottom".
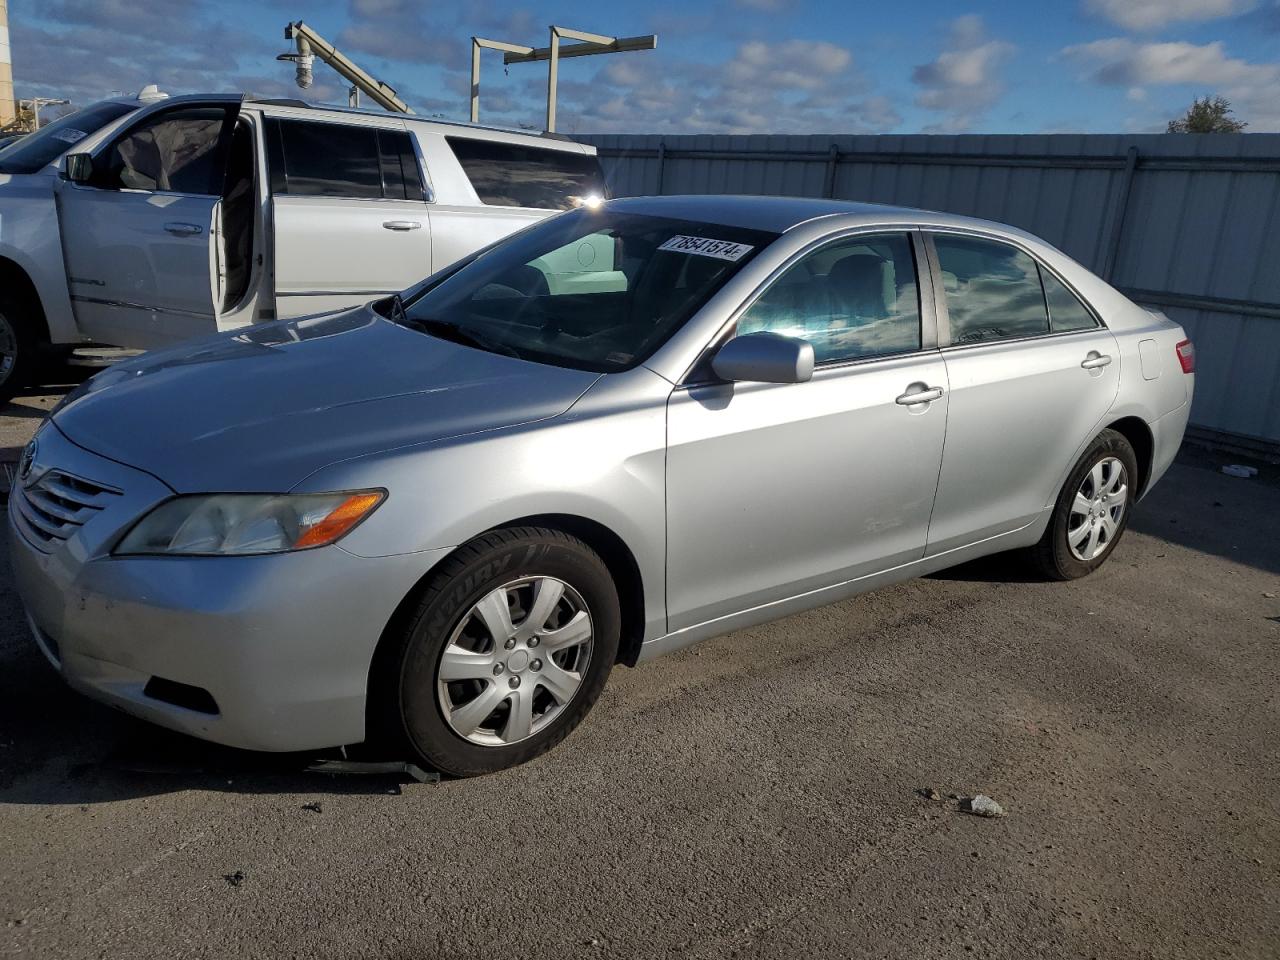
{"left": 0, "top": 289, "right": 44, "bottom": 405}
{"left": 379, "top": 526, "right": 620, "bottom": 777}
{"left": 1031, "top": 428, "right": 1139, "bottom": 580}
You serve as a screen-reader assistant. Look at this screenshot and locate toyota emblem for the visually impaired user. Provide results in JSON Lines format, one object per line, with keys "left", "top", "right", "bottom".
{"left": 18, "top": 438, "right": 37, "bottom": 483}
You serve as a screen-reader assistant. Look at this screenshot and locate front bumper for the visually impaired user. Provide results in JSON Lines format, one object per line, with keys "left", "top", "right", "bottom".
{"left": 8, "top": 424, "right": 449, "bottom": 752}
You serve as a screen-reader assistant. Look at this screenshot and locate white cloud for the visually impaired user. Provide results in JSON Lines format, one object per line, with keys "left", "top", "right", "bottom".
{"left": 558, "top": 40, "right": 900, "bottom": 135}
{"left": 1084, "top": 0, "right": 1257, "bottom": 32}
{"left": 912, "top": 15, "right": 1014, "bottom": 132}
{"left": 1063, "top": 38, "right": 1280, "bottom": 128}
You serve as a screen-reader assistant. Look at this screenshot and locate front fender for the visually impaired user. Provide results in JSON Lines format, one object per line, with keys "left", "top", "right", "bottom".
{"left": 297, "top": 396, "right": 670, "bottom": 643}
{"left": 0, "top": 173, "right": 80, "bottom": 343}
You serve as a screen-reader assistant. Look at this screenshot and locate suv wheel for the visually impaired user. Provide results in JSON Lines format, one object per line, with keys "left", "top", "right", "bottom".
{"left": 0, "top": 290, "right": 44, "bottom": 405}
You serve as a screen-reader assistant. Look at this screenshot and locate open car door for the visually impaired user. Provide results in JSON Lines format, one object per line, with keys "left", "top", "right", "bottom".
{"left": 55, "top": 99, "right": 241, "bottom": 349}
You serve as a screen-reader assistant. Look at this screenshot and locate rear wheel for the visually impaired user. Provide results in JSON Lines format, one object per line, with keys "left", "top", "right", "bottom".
{"left": 0, "top": 290, "right": 45, "bottom": 405}
{"left": 1031, "top": 428, "right": 1138, "bottom": 580}
{"left": 381, "top": 527, "right": 619, "bottom": 777}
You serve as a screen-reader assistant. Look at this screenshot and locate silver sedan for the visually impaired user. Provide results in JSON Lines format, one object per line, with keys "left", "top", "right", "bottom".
{"left": 9, "top": 196, "right": 1194, "bottom": 776}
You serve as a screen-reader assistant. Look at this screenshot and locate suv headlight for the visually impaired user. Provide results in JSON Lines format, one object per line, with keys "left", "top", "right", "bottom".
{"left": 115, "top": 491, "right": 385, "bottom": 556}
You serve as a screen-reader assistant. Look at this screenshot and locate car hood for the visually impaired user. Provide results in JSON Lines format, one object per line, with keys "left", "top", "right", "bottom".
{"left": 52, "top": 308, "right": 602, "bottom": 493}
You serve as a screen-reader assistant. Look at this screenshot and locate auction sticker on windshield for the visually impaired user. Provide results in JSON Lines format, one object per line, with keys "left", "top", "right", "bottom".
{"left": 658, "top": 235, "right": 754, "bottom": 261}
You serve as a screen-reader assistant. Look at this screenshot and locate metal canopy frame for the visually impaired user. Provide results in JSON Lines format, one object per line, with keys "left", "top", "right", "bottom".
{"left": 471, "top": 26, "right": 656, "bottom": 132}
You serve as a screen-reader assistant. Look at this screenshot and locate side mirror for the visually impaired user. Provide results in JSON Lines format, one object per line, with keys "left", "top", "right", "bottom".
{"left": 62, "top": 152, "right": 94, "bottom": 184}
{"left": 711, "top": 332, "right": 815, "bottom": 384}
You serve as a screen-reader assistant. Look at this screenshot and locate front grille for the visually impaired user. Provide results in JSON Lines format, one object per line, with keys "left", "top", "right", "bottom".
{"left": 13, "top": 469, "right": 121, "bottom": 550}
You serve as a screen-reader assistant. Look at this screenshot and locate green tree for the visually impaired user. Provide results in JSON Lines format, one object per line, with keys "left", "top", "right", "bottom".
{"left": 1167, "top": 96, "right": 1247, "bottom": 133}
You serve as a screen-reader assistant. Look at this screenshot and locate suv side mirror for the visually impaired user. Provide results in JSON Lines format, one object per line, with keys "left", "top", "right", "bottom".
{"left": 62, "top": 152, "right": 94, "bottom": 184}
{"left": 712, "top": 332, "right": 815, "bottom": 384}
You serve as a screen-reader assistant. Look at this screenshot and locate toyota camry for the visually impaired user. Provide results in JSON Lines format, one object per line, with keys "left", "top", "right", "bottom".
{"left": 9, "top": 196, "right": 1194, "bottom": 776}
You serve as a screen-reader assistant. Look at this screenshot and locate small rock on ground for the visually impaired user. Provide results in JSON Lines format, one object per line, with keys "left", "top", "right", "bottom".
{"left": 961, "top": 795, "right": 1006, "bottom": 818}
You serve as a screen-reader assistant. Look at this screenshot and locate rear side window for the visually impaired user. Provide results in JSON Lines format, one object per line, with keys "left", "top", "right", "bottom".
{"left": 1039, "top": 266, "right": 1098, "bottom": 332}
{"left": 447, "top": 137, "right": 605, "bottom": 210}
{"left": 266, "top": 119, "right": 426, "bottom": 200}
{"left": 933, "top": 235, "right": 1049, "bottom": 345}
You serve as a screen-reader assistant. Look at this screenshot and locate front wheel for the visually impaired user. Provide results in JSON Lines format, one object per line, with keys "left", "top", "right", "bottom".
{"left": 383, "top": 527, "right": 620, "bottom": 777}
{"left": 1031, "top": 428, "right": 1138, "bottom": 580}
{"left": 0, "top": 291, "right": 43, "bottom": 405}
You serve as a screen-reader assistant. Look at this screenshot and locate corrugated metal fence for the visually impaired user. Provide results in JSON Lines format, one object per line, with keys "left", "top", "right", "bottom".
{"left": 580, "top": 132, "right": 1280, "bottom": 452}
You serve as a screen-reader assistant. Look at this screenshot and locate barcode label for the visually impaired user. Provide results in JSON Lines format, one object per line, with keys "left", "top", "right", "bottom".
{"left": 657, "top": 235, "right": 754, "bottom": 261}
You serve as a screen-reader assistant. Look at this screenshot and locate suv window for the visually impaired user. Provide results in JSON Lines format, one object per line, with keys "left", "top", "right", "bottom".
{"left": 738, "top": 233, "right": 921, "bottom": 364}
{"left": 266, "top": 119, "right": 426, "bottom": 200}
{"left": 101, "top": 107, "right": 230, "bottom": 195}
{"left": 447, "top": 137, "right": 606, "bottom": 210}
{"left": 933, "top": 235, "right": 1049, "bottom": 345}
{"left": 1040, "top": 265, "right": 1099, "bottom": 332}
{"left": 0, "top": 101, "right": 135, "bottom": 175}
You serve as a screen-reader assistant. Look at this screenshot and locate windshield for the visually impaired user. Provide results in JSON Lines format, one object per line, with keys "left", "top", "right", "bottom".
{"left": 0, "top": 101, "right": 136, "bottom": 175}
{"left": 395, "top": 208, "right": 778, "bottom": 372}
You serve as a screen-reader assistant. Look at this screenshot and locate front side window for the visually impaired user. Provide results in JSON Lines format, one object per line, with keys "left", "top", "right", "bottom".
{"left": 396, "top": 209, "right": 777, "bottom": 372}
{"left": 738, "top": 233, "right": 921, "bottom": 364}
{"left": 102, "top": 107, "right": 230, "bottom": 194}
{"left": 448, "top": 137, "right": 606, "bottom": 210}
{"left": 933, "top": 235, "right": 1049, "bottom": 345}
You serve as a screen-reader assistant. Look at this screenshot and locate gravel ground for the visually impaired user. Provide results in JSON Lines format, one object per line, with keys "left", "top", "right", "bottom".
{"left": 0, "top": 380, "right": 1277, "bottom": 960}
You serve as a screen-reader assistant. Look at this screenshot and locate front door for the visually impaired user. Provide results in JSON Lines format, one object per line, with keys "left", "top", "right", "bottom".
{"left": 665, "top": 231, "right": 949, "bottom": 631}
{"left": 55, "top": 103, "right": 239, "bottom": 348}
{"left": 924, "top": 232, "right": 1122, "bottom": 554}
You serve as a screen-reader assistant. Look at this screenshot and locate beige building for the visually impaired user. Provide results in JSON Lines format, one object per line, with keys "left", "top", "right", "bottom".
{"left": 0, "top": 0, "right": 14, "bottom": 128}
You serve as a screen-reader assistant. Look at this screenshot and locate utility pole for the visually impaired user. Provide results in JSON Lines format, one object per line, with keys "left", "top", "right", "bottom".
{"left": 470, "top": 25, "right": 656, "bottom": 132}
{"left": 22, "top": 97, "right": 68, "bottom": 129}
{"left": 0, "top": 0, "right": 15, "bottom": 129}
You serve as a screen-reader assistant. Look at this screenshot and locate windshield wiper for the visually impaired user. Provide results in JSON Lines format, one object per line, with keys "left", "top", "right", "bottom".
{"left": 402, "top": 316, "right": 523, "bottom": 360}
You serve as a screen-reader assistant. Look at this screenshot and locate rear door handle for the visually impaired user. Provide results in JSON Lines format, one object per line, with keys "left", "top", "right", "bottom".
{"left": 163, "top": 222, "right": 203, "bottom": 237}
{"left": 1081, "top": 352, "right": 1113, "bottom": 369}
{"left": 382, "top": 220, "right": 422, "bottom": 231}
{"left": 895, "top": 385, "right": 944, "bottom": 405}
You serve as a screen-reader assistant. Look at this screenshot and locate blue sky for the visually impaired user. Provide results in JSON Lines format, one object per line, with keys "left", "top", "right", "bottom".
{"left": 11, "top": 0, "right": 1280, "bottom": 134}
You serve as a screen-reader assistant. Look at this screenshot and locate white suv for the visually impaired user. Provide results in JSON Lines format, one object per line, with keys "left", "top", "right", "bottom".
{"left": 0, "top": 90, "right": 605, "bottom": 400}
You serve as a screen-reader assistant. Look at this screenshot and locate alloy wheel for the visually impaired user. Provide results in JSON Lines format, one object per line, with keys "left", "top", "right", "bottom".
{"left": 1067, "top": 456, "right": 1128, "bottom": 561}
{"left": 436, "top": 576, "right": 594, "bottom": 747}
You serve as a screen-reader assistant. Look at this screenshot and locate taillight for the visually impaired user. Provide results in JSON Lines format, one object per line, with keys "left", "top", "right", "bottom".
{"left": 1175, "top": 339, "right": 1195, "bottom": 374}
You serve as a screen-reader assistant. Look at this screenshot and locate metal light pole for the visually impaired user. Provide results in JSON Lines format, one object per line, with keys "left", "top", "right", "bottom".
{"left": 470, "top": 26, "right": 656, "bottom": 132}
{"left": 23, "top": 97, "right": 69, "bottom": 130}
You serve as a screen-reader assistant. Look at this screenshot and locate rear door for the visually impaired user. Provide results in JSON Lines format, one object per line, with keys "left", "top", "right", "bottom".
{"left": 264, "top": 116, "right": 432, "bottom": 318}
{"left": 424, "top": 135, "right": 606, "bottom": 273}
{"left": 55, "top": 102, "right": 239, "bottom": 348}
{"left": 923, "top": 231, "right": 1121, "bottom": 555}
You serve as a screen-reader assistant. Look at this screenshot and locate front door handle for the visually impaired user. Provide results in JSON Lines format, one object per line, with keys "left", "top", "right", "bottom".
{"left": 1081, "top": 352, "right": 1113, "bottom": 369}
{"left": 382, "top": 220, "right": 423, "bottom": 231}
{"left": 163, "top": 222, "right": 203, "bottom": 237}
{"left": 895, "top": 385, "right": 944, "bottom": 405}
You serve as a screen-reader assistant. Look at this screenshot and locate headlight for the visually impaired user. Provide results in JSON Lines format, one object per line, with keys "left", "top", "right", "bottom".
{"left": 115, "top": 491, "right": 385, "bottom": 556}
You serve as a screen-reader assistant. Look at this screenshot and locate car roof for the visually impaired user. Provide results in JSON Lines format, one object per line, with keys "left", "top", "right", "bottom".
{"left": 605, "top": 194, "right": 1029, "bottom": 238}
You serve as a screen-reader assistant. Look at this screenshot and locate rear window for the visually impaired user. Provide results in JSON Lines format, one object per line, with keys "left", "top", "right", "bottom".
{"left": 447, "top": 137, "right": 605, "bottom": 210}
{"left": 0, "top": 101, "right": 136, "bottom": 175}
{"left": 266, "top": 119, "right": 425, "bottom": 201}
